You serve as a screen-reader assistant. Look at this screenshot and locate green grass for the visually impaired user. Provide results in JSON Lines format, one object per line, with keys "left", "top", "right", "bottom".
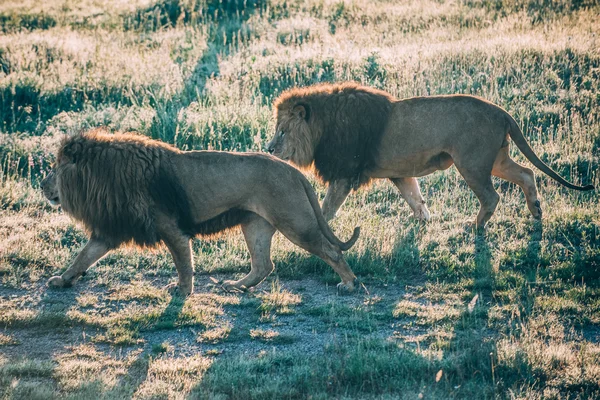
{"left": 1, "top": 0, "right": 599, "bottom": 399}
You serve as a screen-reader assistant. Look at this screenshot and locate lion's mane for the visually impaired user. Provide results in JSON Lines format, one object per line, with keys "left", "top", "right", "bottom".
{"left": 274, "top": 82, "right": 394, "bottom": 187}
{"left": 55, "top": 129, "right": 245, "bottom": 249}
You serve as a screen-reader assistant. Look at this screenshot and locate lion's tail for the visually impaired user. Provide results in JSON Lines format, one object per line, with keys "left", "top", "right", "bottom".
{"left": 300, "top": 177, "right": 360, "bottom": 251}
{"left": 506, "top": 115, "right": 594, "bottom": 191}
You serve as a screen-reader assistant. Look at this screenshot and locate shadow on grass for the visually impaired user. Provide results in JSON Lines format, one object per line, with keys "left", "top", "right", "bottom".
{"left": 444, "top": 230, "right": 496, "bottom": 393}
{"left": 103, "top": 295, "right": 186, "bottom": 398}
{"left": 6, "top": 291, "right": 187, "bottom": 398}
{"left": 4, "top": 218, "right": 596, "bottom": 398}
{"left": 266, "top": 220, "right": 425, "bottom": 287}
{"left": 189, "top": 217, "right": 598, "bottom": 398}
{"left": 430, "top": 222, "right": 545, "bottom": 396}
{"left": 183, "top": 225, "right": 500, "bottom": 398}
{"left": 192, "top": 221, "right": 562, "bottom": 398}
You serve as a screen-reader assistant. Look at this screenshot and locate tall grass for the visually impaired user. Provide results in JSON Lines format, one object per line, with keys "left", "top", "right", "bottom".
{"left": 0, "top": 0, "right": 599, "bottom": 399}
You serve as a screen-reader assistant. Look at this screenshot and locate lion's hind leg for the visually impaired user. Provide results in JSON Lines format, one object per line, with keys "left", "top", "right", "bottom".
{"left": 391, "top": 177, "right": 431, "bottom": 221}
{"left": 277, "top": 220, "right": 357, "bottom": 294}
{"left": 454, "top": 160, "right": 500, "bottom": 229}
{"left": 223, "top": 214, "right": 276, "bottom": 292}
{"left": 312, "top": 240, "right": 358, "bottom": 294}
{"left": 48, "top": 238, "right": 110, "bottom": 288}
{"left": 492, "top": 146, "right": 541, "bottom": 219}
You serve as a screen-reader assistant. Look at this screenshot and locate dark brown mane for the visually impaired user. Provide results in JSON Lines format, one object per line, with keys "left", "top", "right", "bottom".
{"left": 55, "top": 129, "right": 188, "bottom": 248}
{"left": 55, "top": 129, "right": 246, "bottom": 249}
{"left": 275, "top": 82, "right": 395, "bottom": 186}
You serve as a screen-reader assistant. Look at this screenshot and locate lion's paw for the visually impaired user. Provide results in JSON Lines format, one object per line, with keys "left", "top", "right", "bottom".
{"left": 164, "top": 282, "right": 192, "bottom": 297}
{"left": 47, "top": 276, "right": 70, "bottom": 288}
{"left": 414, "top": 206, "right": 431, "bottom": 222}
{"left": 336, "top": 279, "right": 356, "bottom": 295}
{"left": 221, "top": 280, "right": 247, "bottom": 293}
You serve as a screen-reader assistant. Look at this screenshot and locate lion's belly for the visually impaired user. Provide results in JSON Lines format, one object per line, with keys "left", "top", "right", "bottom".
{"left": 368, "top": 150, "right": 454, "bottom": 178}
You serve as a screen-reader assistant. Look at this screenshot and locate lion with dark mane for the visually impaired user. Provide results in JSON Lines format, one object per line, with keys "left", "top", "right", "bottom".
{"left": 41, "top": 128, "right": 360, "bottom": 295}
{"left": 267, "top": 82, "right": 593, "bottom": 228}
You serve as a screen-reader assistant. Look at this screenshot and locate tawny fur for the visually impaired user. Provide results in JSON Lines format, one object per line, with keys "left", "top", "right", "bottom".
{"left": 41, "top": 128, "right": 361, "bottom": 295}
{"left": 268, "top": 82, "right": 593, "bottom": 228}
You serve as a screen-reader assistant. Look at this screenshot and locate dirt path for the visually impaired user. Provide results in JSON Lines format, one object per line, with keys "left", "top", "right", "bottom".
{"left": 0, "top": 274, "right": 413, "bottom": 361}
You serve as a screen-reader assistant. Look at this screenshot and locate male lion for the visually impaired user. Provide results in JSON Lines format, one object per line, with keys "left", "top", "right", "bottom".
{"left": 267, "top": 82, "right": 594, "bottom": 228}
{"left": 40, "top": 129, "right": 360, "bottom": 296}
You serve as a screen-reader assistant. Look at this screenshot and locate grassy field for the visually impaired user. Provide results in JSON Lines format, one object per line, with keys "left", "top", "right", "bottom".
{"left": 1, "top": 0, "right": 599, "bottom": 398}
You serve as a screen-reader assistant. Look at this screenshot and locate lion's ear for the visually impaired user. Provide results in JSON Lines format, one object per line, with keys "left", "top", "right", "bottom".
{"left": 62, "top": 142, "right": 83, "bottom": 164}
{"left": 292, "top": 103, "right": 311, "bottom": 122}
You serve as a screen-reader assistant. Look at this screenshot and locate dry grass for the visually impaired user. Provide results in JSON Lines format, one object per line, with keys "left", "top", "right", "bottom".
{"left": 1, "top": 0, "right": 599, "bottom": 398}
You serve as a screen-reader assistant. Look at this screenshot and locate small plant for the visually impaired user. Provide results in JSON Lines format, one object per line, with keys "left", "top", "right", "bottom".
{"left": 197, "top": 323, "right": 232, "bottom": 344}
{"left": 249, "top": 329, "right": 296, "bottom": 344}
{"left": 257, "top": 281, "right": 302, "bottom": 319}
{"left": 152, "top": 341, "right": 174, "bottom": 355}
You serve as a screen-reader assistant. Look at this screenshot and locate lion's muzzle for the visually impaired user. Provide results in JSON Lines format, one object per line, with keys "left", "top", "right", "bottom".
{"left": 40, "top": 171, "right": 60, "bottom": 205}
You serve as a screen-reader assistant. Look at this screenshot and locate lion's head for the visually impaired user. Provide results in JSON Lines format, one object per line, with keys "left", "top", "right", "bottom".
{"left": 40, "top": 132, "right": 90, "bottom": 207}
{"left": 40, "top": 128, "right": 190, "bottom": 249}
{"left": 40, "top": 170, "right": 60, "bottom": 206}
{"left": 267, "top": 82, "right": 395, "bottom": 186}
{"left": 267, "top": 102, "right": 317, "bottom": 168}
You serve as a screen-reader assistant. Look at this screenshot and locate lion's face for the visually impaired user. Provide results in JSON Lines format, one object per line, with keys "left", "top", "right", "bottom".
{"left": 267, "top": 103, "right": 316, "bottom": 168}
{"left": 41, "top": 169, "right": 60, "bottom": 206}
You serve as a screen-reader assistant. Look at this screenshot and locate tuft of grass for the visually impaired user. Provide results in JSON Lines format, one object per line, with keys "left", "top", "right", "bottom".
{"left": 75, "top": 293, "right": 98, "bottom": 308}
{"left": 134, "top": 354, "right": 213, "bottom": 398}
{"left": 0, "top": 333, "right": 19, "bottom": 346}
{"left": 249, "top": 329, "right": 296, "bottom": 345}
{"left": 92, "top": 325, "right": 142, "bottom": 346}
{"left": 257, "top": 281, "right": 302, "bottom": 318}
{"left": 197, "top": 323, "right": 232, "bottom": 344}
{"left": 392, "top": 299, "right": 463, "bottom": 326}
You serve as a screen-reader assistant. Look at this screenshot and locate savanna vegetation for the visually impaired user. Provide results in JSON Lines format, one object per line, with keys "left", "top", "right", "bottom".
{"left": 0, "top": 0, "right": 599, "bottom": 398}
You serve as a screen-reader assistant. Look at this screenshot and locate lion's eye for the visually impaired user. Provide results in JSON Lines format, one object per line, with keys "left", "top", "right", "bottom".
{"left": 280, "top": 131, "right": 285, "bottom": 138}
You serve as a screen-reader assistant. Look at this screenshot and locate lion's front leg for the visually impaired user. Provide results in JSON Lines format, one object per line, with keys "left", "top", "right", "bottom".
{"left": 223, "top": 215, "right": 276, "bottom": 292}
{"left": 322, "top": 179, "right": 352, "bottom": 221}
{"left": 48, "top": 238, "right": 110, "bottom": 288}
{"left": 161, "top": 231, "right": 194, "bottom": 297}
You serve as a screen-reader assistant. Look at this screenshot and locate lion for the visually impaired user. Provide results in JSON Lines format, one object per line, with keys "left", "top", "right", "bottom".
{"left": 40, "top": 128, "right": 360, "bottom": 296}
{"left": 267, "top": 82, "right": 594, "bottom": 228}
